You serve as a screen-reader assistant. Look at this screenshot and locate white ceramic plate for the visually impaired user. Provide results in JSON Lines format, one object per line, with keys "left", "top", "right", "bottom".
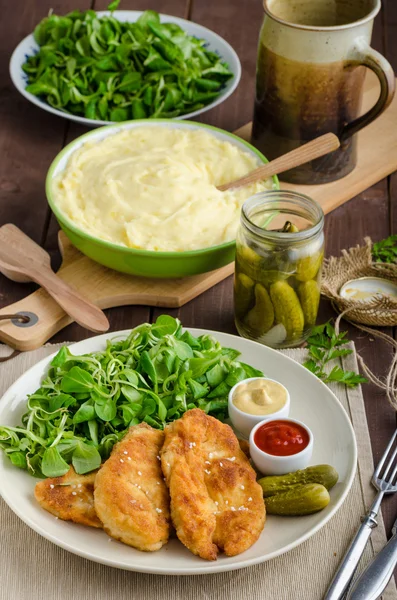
{"left": 0, "top": 329, "right": 357, "bottom": 575}
{"left": 9, "top": 11, "right": 241, "bottom": 127}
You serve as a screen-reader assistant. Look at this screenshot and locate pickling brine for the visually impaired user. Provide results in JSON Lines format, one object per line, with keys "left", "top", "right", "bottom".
{"left": 234, "top": 191, "right": 324, "bottom": 348}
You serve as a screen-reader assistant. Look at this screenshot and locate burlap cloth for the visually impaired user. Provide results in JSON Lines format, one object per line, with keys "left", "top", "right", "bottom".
{"left": 0, "top": 343, "right": 396, "bottom": 600}
{"left": 322, "top": 237, "right": 397, "bottom": 327}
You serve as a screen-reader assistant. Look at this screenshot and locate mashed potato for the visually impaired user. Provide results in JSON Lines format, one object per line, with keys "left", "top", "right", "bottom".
{"left": 52, "top": 127, "right": 274, "bottom": 252}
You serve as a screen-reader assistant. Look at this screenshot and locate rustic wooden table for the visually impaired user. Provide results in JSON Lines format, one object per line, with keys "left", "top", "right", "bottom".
{"left": 1, "top": 0, "right": 396, "bottom": 557}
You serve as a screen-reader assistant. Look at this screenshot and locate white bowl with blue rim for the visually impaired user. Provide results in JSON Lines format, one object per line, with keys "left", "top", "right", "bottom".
{"left": 9, "top": 10, "right": 241, "bottom": 127}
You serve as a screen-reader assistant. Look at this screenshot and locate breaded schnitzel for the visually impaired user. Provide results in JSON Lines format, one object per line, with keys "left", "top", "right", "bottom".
{"left": 94, "top": 423, "right": 170, "bottom": 552}
{"left": 34, "top": 466, "right": 101, "bottom": 528}
{"left": 161, "top": 408, "right": 265, "bottom": 561}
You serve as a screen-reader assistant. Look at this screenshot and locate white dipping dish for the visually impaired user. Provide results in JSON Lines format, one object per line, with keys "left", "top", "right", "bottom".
{"left": 339, "top": 276, "right": 397, "bottom": 302}
{"left": 249, "top": 417, "right": 314, "bottom": 476}
{"left": 228, "top": 377, "right": 290, "bottom": 439}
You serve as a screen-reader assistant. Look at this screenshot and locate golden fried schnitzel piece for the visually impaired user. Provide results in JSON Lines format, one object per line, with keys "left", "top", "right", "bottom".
{"left": 34, "top": 466, "right": 101, "bottom": 528}
{"left": 161, "top": 408, "right": 265, "bottom": 561}
{"left": 94, "top": 423, "right": 170, "bottom": 552}
{"left": 238, "top": 438, "right": 250, "bottom": 458}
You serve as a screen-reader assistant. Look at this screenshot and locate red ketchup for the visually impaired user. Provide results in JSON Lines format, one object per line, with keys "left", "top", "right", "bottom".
{"left": 254, "top": 420, "right": 310, "bottom": 457}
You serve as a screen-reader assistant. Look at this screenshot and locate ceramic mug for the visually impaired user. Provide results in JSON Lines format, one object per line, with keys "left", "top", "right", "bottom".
{"left": 251, "top": 0, "right": 395, "bottom": 184}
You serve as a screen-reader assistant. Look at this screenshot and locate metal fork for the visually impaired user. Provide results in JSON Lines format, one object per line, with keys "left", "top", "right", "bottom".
{"left": 324, "top": 429, "right": 397, "bottom": 600}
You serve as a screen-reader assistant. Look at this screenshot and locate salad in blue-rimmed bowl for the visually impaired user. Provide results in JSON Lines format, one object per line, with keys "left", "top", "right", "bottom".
{"left": 9, "top": 7, "right": 241, "bottom": 127}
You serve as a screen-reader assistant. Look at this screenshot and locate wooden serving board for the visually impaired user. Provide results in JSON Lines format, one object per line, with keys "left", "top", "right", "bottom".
{"left": 0, "top": 74, "right": 395, "bottom": 351}
{"left": 236, "top": 73, "right": 397, "bottom": 214}
{"left": 0, "top": 233, "right": 233, "bottom": 351}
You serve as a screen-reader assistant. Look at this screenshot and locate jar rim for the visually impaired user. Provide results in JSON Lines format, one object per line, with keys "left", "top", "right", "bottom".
{"left": 241, "top": 190, "right": 324, "bottom": 243}
{"left": 262, "top": 0, "right": 380, "bottom": 32}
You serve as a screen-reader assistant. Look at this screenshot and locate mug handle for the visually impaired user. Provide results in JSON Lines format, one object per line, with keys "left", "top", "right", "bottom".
{"left": 341, "top": 38, "right": 395, "bottom": 141}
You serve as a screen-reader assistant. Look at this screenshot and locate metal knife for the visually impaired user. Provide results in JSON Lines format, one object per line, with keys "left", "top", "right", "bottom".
{"left": 346, "top": 515, "right": 397, "bottom": 600}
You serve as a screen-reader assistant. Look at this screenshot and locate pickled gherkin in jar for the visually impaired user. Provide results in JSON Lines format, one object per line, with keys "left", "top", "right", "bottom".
{"left": 298, "top": 280, "right": 321, "bottom": 326}
{"left": 270, "top": 280, "right": 304, "bottom": 341}
{"left": 234, "top": 273, "right": 255, "bottom": 318}
{"left": 244, "top": 284, "right": 274, "bottom": 336}
{"left": 296, "top": 251, "right": 324, "bottom": 282}
{"left": 234, "top": 191, "right": 324, "bottom": 348}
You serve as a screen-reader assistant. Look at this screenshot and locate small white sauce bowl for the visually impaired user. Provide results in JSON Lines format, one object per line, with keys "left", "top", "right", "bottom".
{"left": 249, "top": 417, "right": 314, "bottom": 476}
{"left": 228, "top": 377, "right": 290, "bottom": 439}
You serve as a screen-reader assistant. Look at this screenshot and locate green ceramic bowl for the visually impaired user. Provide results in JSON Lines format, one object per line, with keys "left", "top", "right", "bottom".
{"left": 46, "top": 120, "right": 279, "bottom": 278}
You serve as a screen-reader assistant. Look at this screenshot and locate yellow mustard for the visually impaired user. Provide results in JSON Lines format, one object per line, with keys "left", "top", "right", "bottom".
{"left": 233, "top": 379, "right": 287, "bottom": 416}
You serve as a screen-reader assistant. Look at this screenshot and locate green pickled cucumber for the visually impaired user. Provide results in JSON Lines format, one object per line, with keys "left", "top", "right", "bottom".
{"left": 265, "top": 483, "right": 330, "bottom": 516}
{"left": 236, "top": 244, "right": 292, "bottom": 287}
{"left": 234, "top": 273, "right": 255, "bottom": 318}
{"left": 298, "top": 280, "right": 320, "bottom": 326}
{"left": 269, "top": 280, "right": 304, "bottom": 341}
{"left": 236, "top": 245, "right": 262, "bottom": 268}
{"left": 236, "top": 245, "right": 264, "bottom": 281}
{"left": 244, "top": 284, "right": 274, "bottom": 335}
{"left": 259, "top": 270, "right": 292, "bottom": 286}
{"left": 277, "top": 221, "right": 299, "bottom": 233}
{"left": 296, "top": 251, "right": 324, "bottom": 282}
{"left": 258, "top": 465, "right": 339, "bottom": 498}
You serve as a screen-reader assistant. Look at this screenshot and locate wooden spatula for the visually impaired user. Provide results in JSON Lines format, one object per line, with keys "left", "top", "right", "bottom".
{"left": 217, "top": 133, "right": 340, "bottom": 191}
{"left": 0, "top": 224, "right": 109, "bottom": 333}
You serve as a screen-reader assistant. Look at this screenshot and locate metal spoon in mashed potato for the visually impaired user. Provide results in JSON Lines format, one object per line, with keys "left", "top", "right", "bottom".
{"left": 52, "top": 126, "right": 273, "bottom": 253}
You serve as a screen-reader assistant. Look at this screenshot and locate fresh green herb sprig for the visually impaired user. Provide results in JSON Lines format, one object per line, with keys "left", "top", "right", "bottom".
{"left": 304, "top": 322, "right": 367, "bottom": 388}
{"left": 22, "top": 4, "right": 233, "bottom": 121}
{"left": 0, "top": 316, "right": 262, "bottom": 479}
{"left": 372, "top": 235, "right": 397, "bottom": 264}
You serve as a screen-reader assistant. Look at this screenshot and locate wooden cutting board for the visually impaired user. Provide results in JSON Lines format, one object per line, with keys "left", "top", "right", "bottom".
{"left": 0, "top": 233, "right": 234, "bottom": 351}
{"left": 0, "top": 74, "right": 395, "bottom": 351}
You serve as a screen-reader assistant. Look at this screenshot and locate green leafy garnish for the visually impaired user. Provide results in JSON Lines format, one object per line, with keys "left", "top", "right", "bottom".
{"left": 304, "top": 322, "right": 367, "bottom": 388}
{"left": 372, "top": 235, "right": 397, "bottom": 264}
{"left": 0, "top": 316, "right": 262, "bottom": 477}
{"left": 22, "top": 5, "right": 233, "bottom": 121}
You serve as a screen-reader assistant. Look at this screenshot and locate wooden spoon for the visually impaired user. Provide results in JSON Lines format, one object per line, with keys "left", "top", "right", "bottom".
{"left": 217, "top": 133, "right": 340, "bottom": 192}
{"left": 0, "top": 224, "right": 109, "bottom": 333}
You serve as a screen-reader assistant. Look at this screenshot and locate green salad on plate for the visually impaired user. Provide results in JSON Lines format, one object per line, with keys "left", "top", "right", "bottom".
{"left": 0, "top": 317, "right": 262, "bottom": 479}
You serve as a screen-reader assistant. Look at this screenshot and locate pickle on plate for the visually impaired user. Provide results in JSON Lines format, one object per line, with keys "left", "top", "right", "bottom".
{"left": 296, "top": 251, "right": 324, "bottom": 282}
{"left": 244, "top": 283, "right": 274, "bottom": 336}
{"left": 298, "top": 280, "right": 321, "bottom": 327}
{"left": 265, "top": 483, "right": 331, "bottom": 516}
{"left": 234, "top": 273, "right": 255, "bottom": 318}
{"left": 258, "top": 465, "right": 339, "bottom": 497}
{"left": 269, "top": 280, "right": 304, "bottom": 341}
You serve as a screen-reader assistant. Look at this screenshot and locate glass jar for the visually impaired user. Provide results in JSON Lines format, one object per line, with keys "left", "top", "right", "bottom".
{"left": 234, "top": 191, "right": 324, "bottom": 348}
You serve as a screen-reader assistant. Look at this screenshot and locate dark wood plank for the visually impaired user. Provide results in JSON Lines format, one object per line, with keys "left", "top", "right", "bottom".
{"left": 94, "top": 0, "right": 188, "bottom": 14}
{"left": 189, "top": 0, "right": 262, "bottom": 132}
{"left": 0, "top": 0, "right": 93, "bottom": 309}
{"left": 377, "top": 0, "right": 397, "bottom": 537}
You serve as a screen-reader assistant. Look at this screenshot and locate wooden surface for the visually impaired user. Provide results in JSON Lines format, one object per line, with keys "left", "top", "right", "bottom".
{"left": 0, "top": 224, "right": 109, "bottom": 334}
{"left": 0, "top": 0, "right": 396, "bottom": 572}
{"left": 0, "top": 231, "right": 233, "bottom": 350}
